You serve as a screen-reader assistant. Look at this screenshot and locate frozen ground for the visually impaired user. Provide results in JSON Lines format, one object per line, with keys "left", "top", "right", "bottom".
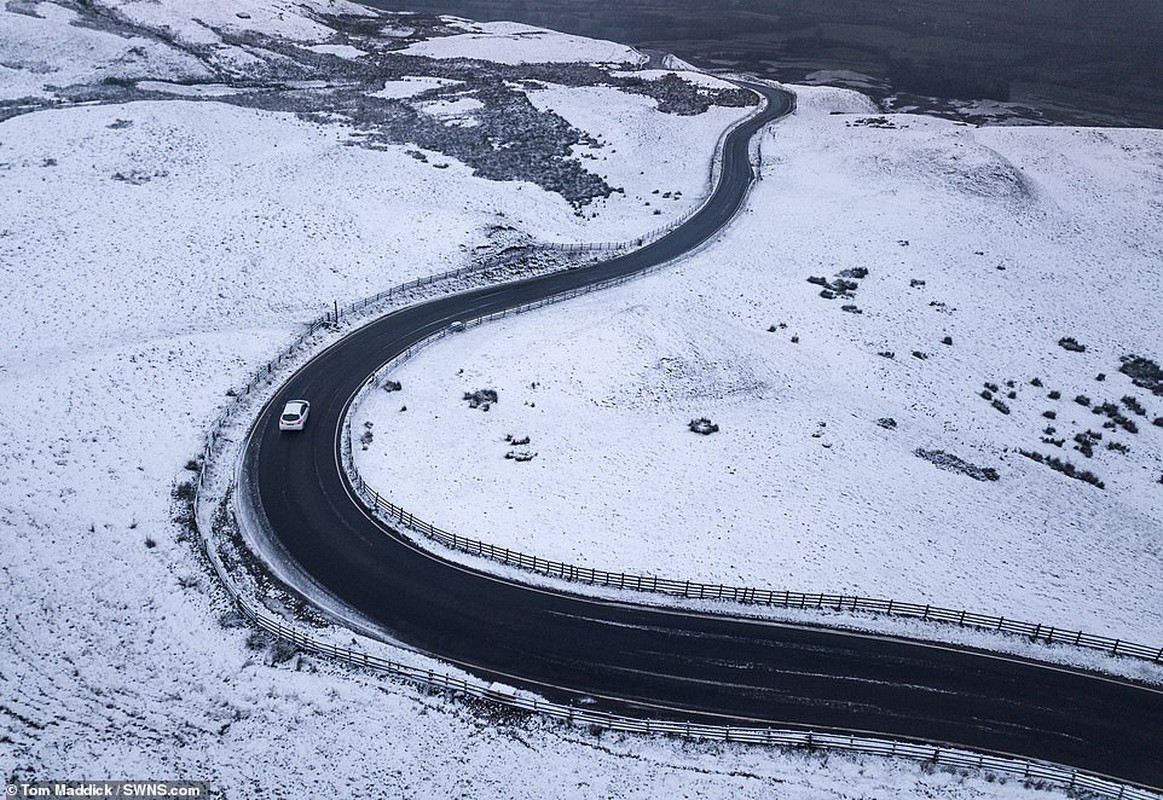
{"left": 0, "top": 0, "right": 1076, "bottom": 795}
{"left": 355, "top": 84, "right": 1163, "bottom": 649}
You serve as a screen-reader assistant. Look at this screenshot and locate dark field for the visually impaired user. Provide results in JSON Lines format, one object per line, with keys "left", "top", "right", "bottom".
{"left": 360, "top": 0, "right": 1163, "bottom": 127}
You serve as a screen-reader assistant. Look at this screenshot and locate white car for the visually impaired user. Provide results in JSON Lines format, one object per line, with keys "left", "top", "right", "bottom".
{"left": 278, "top": 399, "right": 310, "bottom": 431}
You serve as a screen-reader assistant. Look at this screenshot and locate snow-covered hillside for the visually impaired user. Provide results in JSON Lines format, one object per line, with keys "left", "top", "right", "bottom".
{"left": 0, "top": 0, "right": 1142, "bottom": 796}
{"left": 355, "top": 85, "right": 1163, "bottom": 649}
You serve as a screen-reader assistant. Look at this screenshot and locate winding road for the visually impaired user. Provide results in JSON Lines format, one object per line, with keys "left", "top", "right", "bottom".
{"left": 239, "top": 83, "right": 1163, "bottom": 791}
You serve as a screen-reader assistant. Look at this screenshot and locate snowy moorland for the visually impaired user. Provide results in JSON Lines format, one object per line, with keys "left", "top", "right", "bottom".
{"left": 354, "top": 85, "right": 1163, "bottom": 651}
{"left": 0, "top": 0, "right": 1144, "bottom": 796}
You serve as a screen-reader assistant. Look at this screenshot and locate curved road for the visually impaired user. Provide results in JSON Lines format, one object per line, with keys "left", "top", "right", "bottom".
{"left": 241, "top": 84, "right": 1163, "bottom": 790}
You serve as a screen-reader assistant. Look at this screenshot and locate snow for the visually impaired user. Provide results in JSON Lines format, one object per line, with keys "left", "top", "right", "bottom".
{"left": 611, "top": 68, "right": 740, "bottom": 91}
{"left": 307, "top": 43, "right": 367, "bottom": 59}
{"left": 419, "top": 95, "right": 485, "bottom": 118}
{"left": 523, "top": 82, "right": 751, "bottom": 241}
{"left": 353, "top": 85, "right": 1163, "bottom": 652}
{"left": 403, "top": 19, "right": 645, "bottom": 66}
{"left": 0, "top": 0, "right": 1141, "bottom": 795}
{"left": 372, "top": 75, "right": 464, "bottom": 100}
{"left": 0, "top": 2, "right": 211, "bottom": 99}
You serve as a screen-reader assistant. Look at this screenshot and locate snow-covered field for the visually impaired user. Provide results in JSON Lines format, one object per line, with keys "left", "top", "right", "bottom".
{"left": 403, "top": 18, "right": 645, "bottom": 66}
{"left": 0, "top": 0, "right": 1146, "bottom": 796}
{"left": 355, "top": 85, "right": 1163, "bottom": 649}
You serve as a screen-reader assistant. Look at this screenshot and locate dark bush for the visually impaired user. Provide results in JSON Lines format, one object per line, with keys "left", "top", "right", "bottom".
{"left": 463, "top": 388, "right": 498, "bottom": 409}
{"left": 1019, "top": 450, "right": 1104, "bottom": 489}
{"left": 689, "top": 417, "right": 719, "bottom": 435}
{"left": 1058, "top": 337, "right": 1086, "bottom": 352}
{"left": 1121, "top": 396, "right": 1146, "bottom": 416}
{"left": 1119, "top": 355, "right": 1163, "bottom": 396}
{"left": 1030, "top": 377, "right": 1043, "bottom": 387}
{"left": 1042, "top": 410, "right": 1056, "bottom": 419}
{"left": 1048, "top": 390, "right": 1061, "bottom": 400}
{"left": 991, "top": 399, "right": 1010, "bottom": 415}
{"left": 1075, "top": 394, "right": 1091, "bottom": 406}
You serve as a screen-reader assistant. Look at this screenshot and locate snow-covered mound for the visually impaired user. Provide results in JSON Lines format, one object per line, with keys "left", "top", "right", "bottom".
{"left": 355, "top": 85, "right": 1163, "bottom": 647}
{"left": 402, "top": 19, "right": 645, "bottom": 65}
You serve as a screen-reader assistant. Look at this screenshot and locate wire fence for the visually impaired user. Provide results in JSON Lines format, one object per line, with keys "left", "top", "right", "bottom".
{"left": 186, "top": 82, "right": 1160, "bottom": 799}
{"left": 349, "top": 470, "right": 1163, "bottom": 665}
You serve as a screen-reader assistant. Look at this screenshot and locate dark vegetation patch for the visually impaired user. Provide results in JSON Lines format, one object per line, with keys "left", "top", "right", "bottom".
{"left": 876, "top": 417, "right": 897, "bottom": 429}
{"left": 1019, "top": 450, "right": 1104, "bottom": 489}
{"left": 689, "top": 417, "right": 719, "bottom": 435}
{"left": 808, "top": 269, "right": 868, "bottom": 313}
{"left": 1121, "top": 396, "right": 1146, "bottom": 416}
{"left": 1058, "top": 336, "right": 1086, "bottom": 353}
{"left": 463, "top": 388, "right": 498, "bottom": 409}
{"left": 1072, "top": 429, "right": 1102, "bottom": 458}
{"left": 1119, "top": 355, "right": 1163, "bottom": 396}
{"left": 846, "top": 115, "right": 897, "bottom": 129}
{"left": 1090, "top": 400, "right": 1139, "bottom": 434}
{"left": 914, "top": 448, "right": 998, "bottom": 482}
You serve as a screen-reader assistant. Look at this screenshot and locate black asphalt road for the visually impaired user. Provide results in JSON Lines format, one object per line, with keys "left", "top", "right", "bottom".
{"left": 242, "top": 85, "right": 1163, "bottom": 790}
